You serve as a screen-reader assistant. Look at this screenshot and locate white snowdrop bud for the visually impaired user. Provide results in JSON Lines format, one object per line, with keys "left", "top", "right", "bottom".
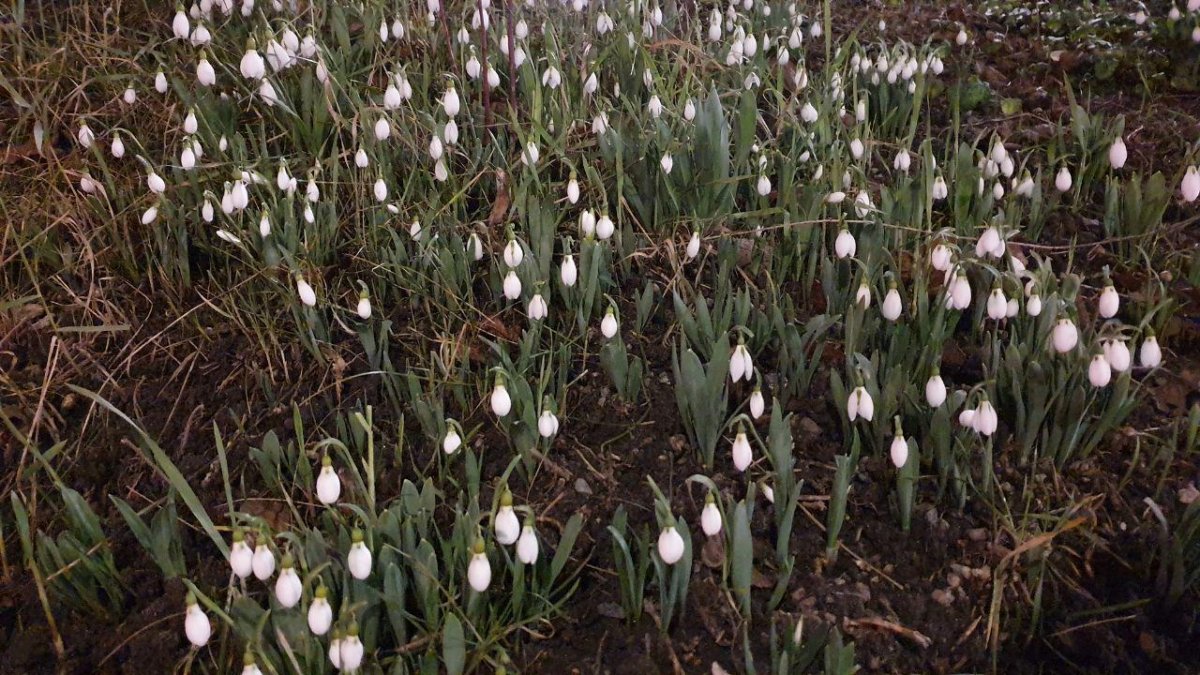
{"left": 648, "top": 94, "right": 663, "bottom": 118}
{"left": 240, "top": 41, "right": 265, "bottom": 79}
{"left": 801, "top": 102, "right": 818, "bottom": 123}
{"left": 258, "top": 212, "right": 272, "bottom": 238}
{"left": 925, "top": 372, "right": 946, "bottom": 407}
{"left": 147, "top": 171, "right": 166, "bottom": 194}
{"left": 560, "top": 254, "right": 578, "bottom": 287}
{"left": 1027, "top": 294, "right": 1043, "bottom": 317}
{"left": 201, "top": 199, "right": 214, "bottom": 224}
{"left": 229, "top": 531, "right": 253, "bottom": 578}
{"left": 538, "top": 408, "right": 559, "bottom": 438}
{"left": 501, "top": 235, "right": 524, "bottom": 267}
{"left": 749, "top": 388, "right": 765, "bottom": 419}
{"left": 77, "top": 122, "right": 95, "bottom": 148}
{"left": 987, "top": 287, "right": 1008, "bottom": 321}
{"left": 950, "top": 272, "right": 972, "bottom": 310}
{"left": 1182, "top": 166, "right": 1200, "bottom": 202}
{"left": 660, "top": 152, "right": 674, "bottom": 175}
{"left": 155, "top": 70, "right": 168, "bottom": 93}
{"left": 184, "top": 594, "right": 211, "bottom": 647}
{"left": 974, "top": 397, "right": 998, "bottom": 436}
{"left": 1108, "top": 137, "right": 1127, "bottom": 170}
{"left": 527, "top": 293, "right": 548, "bottom": 321}
{"left": 657, "top": 524, "right": 685, "bottom": 564}
{"left": 339, "top": 627, "right": 364, "bottom": 671}
{"left": 468, "top": 541, "right": 491, "bottom": 592}
{"left": 1052, "top": 318, "right": 1079, "bottom": 354}
{"left": 274, "top": 557, "right": 302, "bottom": 608}
{"left": 442, "top": 421, "right": 463, "bottom": 454}
{"left": 596, "top": 213, "right": 615, "bottom": 240}
{"left": 490, "top": 376, "right": 512, "bottom": 417}
{"left": 434, "top": 158, "right": 449, "bottom": 182}
{"left": 172, "top": 6, "right": 190, "bottom": 39}
{"left": 180, "top": 145, "right": 196, "bottom": 170}
{"left": 110, "top": 134, "right": 126, "bottom": 158}
{"left": 141, "top": 204, "right": 159, "bottom": 225}
{"left": 731, "top": 427, "right": 752, "bottom": 472}
{"left": 252, "top": 542, "right": 276, "bottom": 580}
{"left": 355, "top": 147, "right": 369, "bottom": 168}
{"left": 956, "top": 27, "right": 968, "bottom": 45}
{"left": 373, "top": 177, "right": 388, "bottom": 202}
{"left": 881, "top": 285, "right": 902, "bottom": 321}
{"left": 931, "top": 243, "right": 951, "bottom": 271}
{"left": 442, "top": 85, "right": 461, "bottom": 117}
{"left": 730, "top": 342, "right": 753, "bottom": 382}
{"left": 847, "top": 385, "right": 874, "bottom": 421}
{"left": 855, "top": 282, "right": 871, "bottom": 309}
{"left": 977, "top": 226, "right": 1001, "bottom": 258}
{"left": 1055, "top": 166, "right": 1073, "bottom": 193}
{"left": 854, "top": 189, "right": 872, "bottom": 217}
{"left": 601, "top": 306, "right": 619, "bottom": 339}
{"left": 374, "top": 117, "right": 391, "bottom": 141}
{"left": 316, "top": 455, "right": 341, "bottom": 504}
{"left": 521, "top": 141, "right": 540, "bottom": 167}
{"left": 579, "top": 209, "right": 596, "bottom": 238}
{"left": 686, "top": 230, "right": 701, "bottom": 260}
{"left": 566, "top": 176, "right": 580, "bottom": 203}
{"left": 1007, "top": 298, "right": 1018, "bottom": 318}
{"left": 683, "top": 99, "right": 697, "bottom": 122}
{"left": 296, "top": 275, "right": 317, "bottom": 307}
{"left": 347, "top": 530, "right": 372, "bottom": 580}
{"left": 1139, "top": 332, "right": 1162, "bottom": 368}
{"left": 494, "top": 490, "right": 520, "bottom": 545}
{"left": 384, "top": 83, "right": 402, "bottom": 109}
{"left": 756, "top": 174, "right": 771, "bottom": 196}
{"left": 700, "top": 495, "right": 722, "bottom": 537}
{"left": 959, "top": 408, "right": 977, "bottom": 429}
{"left": 1088, "top": 353, "right": 1112, "bottom": 388}
{"left": 826, "top": 190, "right": 846, "bottom": 204}
{"left": 1105, "top": 339, "right": 1131, "bottom": 372}
{"left": 893, "top": 149, "right": 911, "bottom": 173}
{"left": 1098, "top": 284, "right": 1119, "bottom": 319}
{"left": 517, "top": 523, "right": 539, "bottom": 564}
{"left": 465, "top": 233, "right": 483, "bottom": 262}
{"left": 307, "top": 586, "right": 332, "bottom": 635}
{"left": 890, "top": 430, "right": 908, "bottom": 469}
{"left": 356, "top": 290, "right": 372, "bottom": 319}
{"left": 502, "top": 270, "right": 521, "bottom": 300}
{"left": 835, "top": 229, "right": 856, "bottom": 259}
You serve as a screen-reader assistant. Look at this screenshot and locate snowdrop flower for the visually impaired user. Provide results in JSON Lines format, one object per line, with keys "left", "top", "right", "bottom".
{"left": 229, "top": 530, "right": 253, "bottom": 578}
{"left": 171, "top": 4, "right": 191, "bottom": 39}
{"left": 468, "top": 540, "right": 491, "bottom": 592}
{"left": 258, "top": 211, "right": 272, "bottom": 238}
{"left": 442, "top": 84, "right": 461, "bottom": 117}
{"left": 196, "top": 56, "right": 216, "bottom": 89}
{"left": 592, "top": 112, "right": 609, "bottom": 135}
{"left": 596, "top": 213, "right": 615, "bottom": 240}
{"left": 502, "top": 270, "right": 522, "bottom": 300}
{"left": 355, "top": 147, "right": 369, "bottom": 168}
{"left": 494, "top": 491, "right": 520, "bottom": 546}
{"left": 756, "top": 174, "right": 771, "bottom": 196}
{"left": 686, "top": 230, "right": 701, "bottom": 260}
{"left": 295, "top": 274, "right": 317, "bottom": 307}
{"left": 958, "top": 407, "right": 977, "bottom": 429}
{"left": 560, "top": 254, "right": 577, "bottom": 287}
{"left": 1052, "top": 318, "right": 1079, "bottom": 354}
{"left": 660, "top": 152, "right": 674, "bottom": 174}
{"left": 258, "top": 79, "right": 279, "bottom": 106}
{"left": 881, "top": 284, "right": 902, "bottom": 321}
{"left": 749, "top": 388, "right": 765, "bottom": 419}
{"left": 503, "top": 236, "right": 524, "bottom": 268}
{"left": 700, "top": 494, "right": 722, "bottom": 537}
{"left": 800, "top": 102, "right": 818, "bottom": 123}
{"left": 584, "top": 72, "right": 599, "bottom": 96}
{"left": 340, "top": 625, "right": 364, "bottom": 671}
{"left": 835, "top": 229, "right": 856, "bottom": 259}
{"left": 328, "top": 630, "right": 343, "bottom": 670}
{"left": 517, "top": 523, "right": 539, "bottom": 565}
{"left": 1015, "top": 173, "right": 1035, "bottom": 198}
{"left": 374, "top": 117, "right": 391, "bottom": 141}
{"left": 986, "top": 287, "right": 1008, "bottom": 321}
{"left": 180, "top": 144, "right": 197, "bottom": 170}
{"left": 538, "top": 407, "right": 559, "bottom": 438}
{"left": 527, "top": 293, "right": 548, "bottom": 321}
{"left": 78, "top": 174, "right": 99, "bottom": 194}
{"left": 826, "top": 190, "right": 846, "bottom": 204}
{"left": 274, "top": 556, "right": 302, "bottom": 608}
{"left": 434, "top": 158, "right": 449, "bottom": 182}
{"left": 1182, "top": 166, "right": 1200, "bottom": 202}
{"left": 889, "top": 420, "right": 908, "bottom": 469}
{"left": 579, "top": 210, "right": 596, "bottom": 238}
{"left": 466, "top": 233, "right": 484, "bottom": 262}
{"left": 950, "top": 271, "right": 972, "bottom": 310}
{"left": 121, "top": 85, "right": 136, "bottom": 105}
{"left": 355, "top": 288, "right": 372, "bottom": 319}
{"left": 442, "top": 419, "right": 463, "bottom": 454}
{"left": 1088, "top": 352, "right": 1112, "bottom": 388}
{"left": 252, "top": 541, "right": 275, "bottom": 580}
{"left": 853, "top": 189, "right": 872, "bottom": 217}
{"left": 731, "top": 425, "right": 752, "bottom": 472}
{"left": 683, "top": 99, "right": 696, "bottom": 121}
{"left": 184, "top": 593, "right": 211, "bottom": 647}
{"left": 1105, "top": 339, "right": 1131, "bottom": 372}
{"left": 77, "top": 121, "right": 95, "bottom": 148}
{"left": 730, "top": 341, "right": 753, "bottom": 382}
{"left": 347, "top": 530, "right": 372, "bottom": 580}
{"left": 146, "top": 171, "right": 166, "bottom": 195}
{"left": 855, "top": 282, "right": 871, "bottom": 309}
{"left": 141, "top": 204, "right": 159, "bottom": 225}
{"left": 648, "top": 94, "right": 663, "bottom": 118}
{"left": 384, "top": 82, "right": 403, "bottom": 109}
{"left": 1139, "top": 330, "right": 1162, "bottom": 368}
{"left": 925, "top": 370, "right": 947, "bottom": 407}
{"left": 240, "top": 40, "right": 265, "bottom": 79}
{"left": 316, "top": 455, "right": 341, "bottom": 505}
{"left": 846, "top": 385, "right": 874, "bottom": 422}
{"left": 657, "top": 523, "right": 685, "bottom": 564}
{"left": 110, "top": 134, "right": 126, "bottom": 159}
{"left": 956, "top": 27, "right": 968, "bottom": 45}
{"left": 1098, "top": 282, "right": 1119, "bottom": 319}
{"left": 1108, "top": 137, "right": 1127, "bottom": 170}
{"left": 564, "top": 175, "right": 581, "bottom": 204}
{"left": 307, "top": 586, "right": 332, "bottom": 635}
{"left": 1055, "top": 166, "right": 1073, "bottom": 193}
{"left": 490, "top": 375, "right": 512, "bottom": 417}
{"left": 601, "top": 306, "right": 619, "bottom": 339}
{"left": 893, "top": 149, "right": 911, "bottom": 173}
{"left": 371, "top": 177, "right": 389, "bottom": 202}
{"left": 976, "top": 226, "right": 1002, "bottom": 258}
{"left": 974, "top": 396, "right": 998, "bottom": 436}
{"left": 931, "top": 243, "right": 952, "bottom": 271}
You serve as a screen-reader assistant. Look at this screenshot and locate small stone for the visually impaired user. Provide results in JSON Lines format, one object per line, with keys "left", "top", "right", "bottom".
{"left": 574, "top": 478, "right": 593, "bottom": 495}
{"left": 931, "top": 588, "right": 954, "bottom": 607}
{"left": 947, "top": 573, "right": 961, "bottom": 589}
{"left": 967, "top": 528, "right": 989, "bottom": 542}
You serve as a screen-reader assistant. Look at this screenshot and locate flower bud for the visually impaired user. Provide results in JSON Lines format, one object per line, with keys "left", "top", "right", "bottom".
{"left": 490, "top": 376, "right": 511, "bottom": 417}
{"left": 229, "top": 530, "right": 253, "bottom": 578}
{"left": 316, "top": 455, "right": 341, "bottom": 505}
{"left": 274, "top": 556, "right": 302, "bottom": 608}
{"left": 1052, "top": 318, "right": 1078, "bottom": 354}
{"left": 307, "top": 586, "right": 332, "bottom": 635}
{"left": 1088, "top": 353, "right": 1112, "bottom": 388}
{"left": 925, "top": 372, "right": 946, "bottom": 407}
{"left": 700, "top": 494, "right": 722, "bottom": 536}
{"left": 347, "top": 530, "right": 372, "bottom": 580}
{"left": 560, "top": 254, "right": 577, "bottom": 287}
{"left": 468, "top": 540, "right": 491, "bottom": 592}
{"left": 657, "top": 524, "right": 685, "bottom": 564}
{"left": 749, "top": 388, "right": 765, "bottom": 419}
{"left": 184, "top": 593, "right": 211, "bottom": 647}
